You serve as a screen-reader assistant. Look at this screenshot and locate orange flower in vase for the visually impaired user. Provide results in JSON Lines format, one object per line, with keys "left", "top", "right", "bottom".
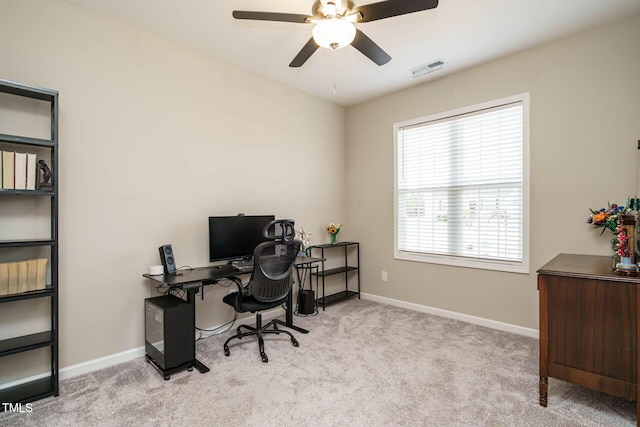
{"left": 327, "top": 222, "right": 342, "bottom": 245}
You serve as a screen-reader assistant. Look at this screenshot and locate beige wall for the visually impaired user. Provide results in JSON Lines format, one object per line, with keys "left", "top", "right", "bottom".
{"left": 346, "top": 13, "right": 640, "bottom": 329}
{"left": 0, "top": 0, "right": 346, "bottom": 381}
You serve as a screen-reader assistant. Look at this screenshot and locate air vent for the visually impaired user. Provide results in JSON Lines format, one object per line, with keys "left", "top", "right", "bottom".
{"left": 411, "top": 59, "right": 444, "bottom": 78}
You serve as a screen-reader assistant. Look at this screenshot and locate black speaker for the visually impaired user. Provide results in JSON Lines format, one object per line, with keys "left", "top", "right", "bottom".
{"left": 159, "top": 244, "right": 176, "bottom": 274}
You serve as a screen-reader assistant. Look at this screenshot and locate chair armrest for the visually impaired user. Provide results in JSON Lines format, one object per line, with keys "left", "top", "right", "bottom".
{"left": 229, "top": 276, "right": 251, "bottom": 312}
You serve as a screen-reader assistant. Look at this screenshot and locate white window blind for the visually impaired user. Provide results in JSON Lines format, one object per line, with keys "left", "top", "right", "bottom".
{"left": 394, "top": 94, "right": 529, "bottom": 273}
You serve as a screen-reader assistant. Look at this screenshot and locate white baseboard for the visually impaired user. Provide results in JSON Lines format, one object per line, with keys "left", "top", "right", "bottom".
{"left": 360, "top": 292, "right": 539, "bottom": 339}
{"left": 0, "top": 359, "right": 112, "bottom": 391}
{"left": 58, "top": 308, "right": 282, "bottom": 381}
{"left": 59, "top": 346, "right": 146, "bottom": 381}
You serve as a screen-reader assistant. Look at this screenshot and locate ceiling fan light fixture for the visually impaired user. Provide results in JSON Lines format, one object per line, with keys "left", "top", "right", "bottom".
{"left": 312, "top": 18, "right": 356, "bottom": 49}
{"left": 233, "top": 0, "right": 440, "bottom": 67}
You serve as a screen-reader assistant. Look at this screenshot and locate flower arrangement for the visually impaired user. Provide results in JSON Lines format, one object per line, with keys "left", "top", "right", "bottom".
{"left": 327, "top": 222, "right": 342, "bottom": 245}
{"left": 587, "top": 197, "right": 640, "bottom": 261}
{"left": 587, "top": 202, "right": 625, "bottom": 234}
{"left": 295, "top": 227, "right": 312, "bottom": 254}
{"left": 587, "top": 199, "right": 640, "bottom": 234}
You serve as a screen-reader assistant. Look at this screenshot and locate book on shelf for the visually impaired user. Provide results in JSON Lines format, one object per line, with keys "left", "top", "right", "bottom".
{"left": 2, "top": 150, "right": 15, "bottom": 189}
{"left": 0, "top": 259, "right": 47, "bottom": 295}
{"left": 17, "top": 260, "right": 28, "bottom": 293}
{"left": 26, "top": 259, "right": 38, "bottom": 291}
{"left": 0, "top": 263, "right": 8, "bottom": 296}
{"left": 14, "top": 152, "right": 27, "bottom": 190}
{"left": 26, "top": 153, "right": 37, "bottom": 190}
{"left": 36, "top": 258, "right": 47, "bottom": 290}
{"left": 7, "top": 262, "right": 19, "bottom": 294}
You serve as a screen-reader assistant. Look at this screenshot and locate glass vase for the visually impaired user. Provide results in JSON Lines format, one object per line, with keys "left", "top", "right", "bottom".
{"left": 330, "top": 232, "right": 339, "bottom": 245}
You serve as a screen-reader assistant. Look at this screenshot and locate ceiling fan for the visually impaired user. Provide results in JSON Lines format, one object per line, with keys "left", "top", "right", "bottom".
{"left": 232, "top": 0, "right": 439, "bottom": 68}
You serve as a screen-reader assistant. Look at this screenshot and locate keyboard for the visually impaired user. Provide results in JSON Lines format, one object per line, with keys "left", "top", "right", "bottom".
{"left": 231, "top": 260, "right": 253, "bottom": 273}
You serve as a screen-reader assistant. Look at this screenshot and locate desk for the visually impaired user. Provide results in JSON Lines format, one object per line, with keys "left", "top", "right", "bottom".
{"left": 538, "top": 254, "right": 639, "bottom": 423}
{"left": 142, "top": 256, "right": 322, "bottom": 377}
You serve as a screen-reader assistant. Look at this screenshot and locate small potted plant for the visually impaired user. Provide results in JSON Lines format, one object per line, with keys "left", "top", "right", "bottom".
{"left": 295, "top": 227, "right": 312, "bottom": 256}
{"left": 327, "top": 222, "right": 342, "bottom": 245}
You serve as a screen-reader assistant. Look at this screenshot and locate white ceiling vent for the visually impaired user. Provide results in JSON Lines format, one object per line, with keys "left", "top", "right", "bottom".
{"left": 411, "top": 59, "right": 444, "bottom": 78}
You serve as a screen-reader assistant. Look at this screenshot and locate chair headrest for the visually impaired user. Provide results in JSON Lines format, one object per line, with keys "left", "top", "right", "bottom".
{"left": 263, "top": 219, "right": 295, "bottom": 243}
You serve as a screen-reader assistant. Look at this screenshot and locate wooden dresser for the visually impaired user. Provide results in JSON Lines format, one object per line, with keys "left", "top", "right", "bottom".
{"left": 538, "top": 253, "right": 638, "bottom": 423}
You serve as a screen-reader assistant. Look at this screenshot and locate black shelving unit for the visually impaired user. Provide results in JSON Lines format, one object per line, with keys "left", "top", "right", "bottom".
{"left": 310, "top": 242, "right": 360, "bottom": 310}
{"left": 0, "top": 79, "right": 59, "bottom": 408}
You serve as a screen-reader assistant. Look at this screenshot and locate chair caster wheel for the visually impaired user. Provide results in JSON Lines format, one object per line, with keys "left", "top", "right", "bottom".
{"left": 224, "top": 346, "right": 230, "bottom": 357}
{"left": 187, "top": 367, "right": 193, "bottom": 372}
{"left": 237, "top": 327, "right": 243, "bottom": 335}
{"left": 261, "top": 354, "right": 268, "bottom": 363}
{"left": 164, "top": 375, "right": 170, "bottom": 381}
{"left": 292, "top": 338, "right": 299, "bottom": 347}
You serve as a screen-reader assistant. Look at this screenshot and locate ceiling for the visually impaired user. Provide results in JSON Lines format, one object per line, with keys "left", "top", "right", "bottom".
{"left": 65, "top": 0, "right": 640, "bottom": 107}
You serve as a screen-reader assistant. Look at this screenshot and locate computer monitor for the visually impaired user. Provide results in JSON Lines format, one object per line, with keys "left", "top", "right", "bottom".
{"left": 208, "top": 214, "right": 275, "bottom": 263}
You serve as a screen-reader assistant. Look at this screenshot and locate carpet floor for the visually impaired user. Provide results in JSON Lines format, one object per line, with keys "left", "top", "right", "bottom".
{"left": 0, "top": 299, "right": 636, "bottom": 426}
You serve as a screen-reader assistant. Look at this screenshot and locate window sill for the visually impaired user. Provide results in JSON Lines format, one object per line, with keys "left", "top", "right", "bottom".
{"left": 394, "top": 250, "right": 529, "bottom": 274}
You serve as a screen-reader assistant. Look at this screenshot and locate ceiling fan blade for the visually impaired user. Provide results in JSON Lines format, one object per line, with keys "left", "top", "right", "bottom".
{"left": 232, "top": 11, "right": 312, "bottom": 24}
{"left": 289, "top": 38, "right": 320, "bottom": 68}
{"left": 351, "top": 29, "right": 391, "bottom": 66}
{"left": 354, "top": 0, "right": 438, "bottom": 23}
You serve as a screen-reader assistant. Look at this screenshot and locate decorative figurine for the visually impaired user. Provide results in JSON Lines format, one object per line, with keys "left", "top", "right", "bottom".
{"left": 615, "top": 214, "right": 637, "bottom": 276}
{"left": 37, "top": 159, "right": 53, "bottom": 190}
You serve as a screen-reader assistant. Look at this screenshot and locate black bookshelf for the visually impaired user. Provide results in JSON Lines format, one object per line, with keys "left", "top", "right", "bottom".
{"left": 0, "top": 79, "right": 59, "bottom": 409}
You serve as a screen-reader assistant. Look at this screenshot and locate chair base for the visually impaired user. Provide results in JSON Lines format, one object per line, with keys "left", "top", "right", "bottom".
{"left": 224, "top": 312, "right": 299, "bottom": 363}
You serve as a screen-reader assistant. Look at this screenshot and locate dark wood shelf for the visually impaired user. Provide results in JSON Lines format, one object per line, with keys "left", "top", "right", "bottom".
{"left": 0, "top": 79, "right": 57, "bottom": 102}
{"left": 0, "top": 331, "right": 54, "bottom": 357}
{"left": 0, "top": 378, "right": 56, "bottom": 409}
{"left": 317, "top": 290, "right": 359, "bottom": 307}
{"left": 0, "top": 133, "right": 54, "bottom": 147}
{"left": 0, "top": 286, "right": 54, "bottom": 303}
{"left": 0, "top": 188, "right": 55, "bottom": 196}
{"left": 0, "top": 239, "right": 55, "bottom": 248}
{"left": 312, "top": 241, "right": 358, "bottom": 249}
{"left": 312, "top": 266, "right": 358, "bottom": 277}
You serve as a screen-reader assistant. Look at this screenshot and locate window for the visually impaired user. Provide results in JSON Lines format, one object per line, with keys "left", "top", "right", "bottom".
{"left": 394, "top": 93, "right": 529, "bottom": 273}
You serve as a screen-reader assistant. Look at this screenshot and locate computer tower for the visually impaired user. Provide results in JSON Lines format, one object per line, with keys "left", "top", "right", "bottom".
{"left": 145, "top": 295, "right": 194, "bottom": 372}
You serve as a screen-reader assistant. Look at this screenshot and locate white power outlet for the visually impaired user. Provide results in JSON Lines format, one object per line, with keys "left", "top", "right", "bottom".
{"left": 381, "top": 271, "right": 388, "bottom": 282}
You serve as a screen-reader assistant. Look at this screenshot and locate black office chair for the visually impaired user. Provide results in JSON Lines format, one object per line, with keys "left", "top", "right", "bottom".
{"left": 222, "top": 219, "right": 302, "bottom": 363}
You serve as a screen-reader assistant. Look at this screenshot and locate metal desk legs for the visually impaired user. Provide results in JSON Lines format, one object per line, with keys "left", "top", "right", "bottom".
{"left": 272, "top": 289, "right": 309, "bottom": 334}
{"left": 186, "top": 288, "right": 210, "bottom": 373}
